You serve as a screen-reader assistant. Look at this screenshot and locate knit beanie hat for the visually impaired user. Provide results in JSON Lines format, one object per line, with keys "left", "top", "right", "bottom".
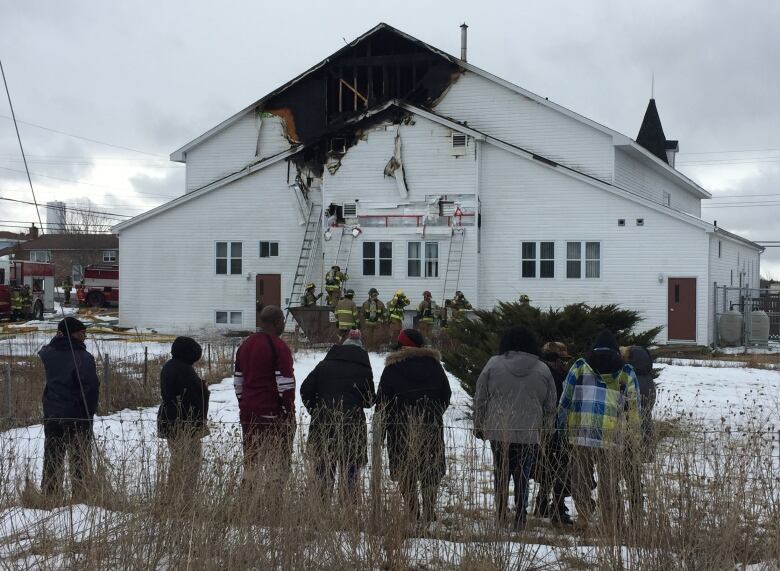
{"left": 57, "top": 317, "right": 86, "bottom": 335}
{"left": 397, "top": 328, "right": 424, "bottom": 348}
{"left": 592, "top": 329, "right": 619, "bottom": 352}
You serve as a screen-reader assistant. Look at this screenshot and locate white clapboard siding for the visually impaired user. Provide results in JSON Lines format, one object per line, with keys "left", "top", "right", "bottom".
{"left": 184, "top": 113, "right": 291, "bottom": 193}
{"left": 478, "top": 144, "right": 710, "bottom": 344}
{"left": 435, "top": 72, "right": 614, "bottom": 182}
{"left": 119, "top": 160, "right": 306, "bottom": 331}
{"left": 614, "top": 149, "right": 701, "bottom": 216}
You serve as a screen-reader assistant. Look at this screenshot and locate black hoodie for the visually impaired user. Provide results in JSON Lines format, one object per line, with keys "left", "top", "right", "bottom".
{"left": 39, "top": 334, "right": 100, "bottom": 420}
{"left": 157, "top": 337, "right": 210, "bottom": 438}
{"left": 585, "top": 330, "right": 626, "bottom": 376}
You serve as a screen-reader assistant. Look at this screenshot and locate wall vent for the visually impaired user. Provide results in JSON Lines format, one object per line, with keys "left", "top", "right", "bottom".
{"left": 451, "top": 133, "right": 467, "bottom": 156}
{"left": 636, "top": 218, "right": 645, "bottom": 226}
{"left": 618, "top": 219, "right": 626, "bottom": 227}
{"left": 343, "top": 201, "right": 358, "bottom": 218}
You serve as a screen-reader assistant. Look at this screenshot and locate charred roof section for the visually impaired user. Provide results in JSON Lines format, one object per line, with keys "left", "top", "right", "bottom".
{"left": 263, "top": 25, "right": 460, "bottom": 144}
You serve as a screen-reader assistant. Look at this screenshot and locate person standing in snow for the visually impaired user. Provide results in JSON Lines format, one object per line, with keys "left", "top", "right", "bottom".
{"left": 39, "top": 317, "right": 100, "bottom": 498}
{"left": 375, "top": 329, "right": 451, "bottom": 525}
{"left": 234, "top": 305, "right": 296, "bottom": 486}
{"left": 157, "top": 336, "right": 210, "bottom": 497}
{"left": 473, "top": 326, "right": 557, "bottom": 529}
{"left": 557, "top": 329, "right": 641, "bottom": 528}
{"left": 300, "top": 330, "right": 375, "bottom": 500}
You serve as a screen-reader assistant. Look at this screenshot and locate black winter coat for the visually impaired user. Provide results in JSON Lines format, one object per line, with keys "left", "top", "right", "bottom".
{"left": 376, "top": 347, "right": 451, "bottom": 483}
{"left": 39, "top": 335, "right": 100, "bottom": 421}
{"left": 157, "top": 337, "right": 210, "bottom": 439}
{"left": 301, "top": 344, "right": 375, "bottom": 466}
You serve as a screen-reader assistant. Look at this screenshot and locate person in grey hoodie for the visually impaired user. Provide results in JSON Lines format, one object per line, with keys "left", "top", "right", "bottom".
{"left": 474, "top": 325, "right": 557, "bottom": 529}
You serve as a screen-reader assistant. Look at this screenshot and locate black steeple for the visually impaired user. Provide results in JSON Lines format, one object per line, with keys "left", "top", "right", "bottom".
{"left": 636, "top": 98, "right": 670, "bottom": 164}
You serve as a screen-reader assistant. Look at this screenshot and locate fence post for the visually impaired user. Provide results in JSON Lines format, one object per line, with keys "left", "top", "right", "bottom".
{"left": 207, "top": 343, "right": 212, "bottom": 373}
{"left": 369, "top": 411, "right": 384, "bottom": 532}
{"left": 103, "top": 354, "right": 110, "bottom": 407}
{"left": 3, "top": 364, "right": 11, "bottom": 420}
{"left": 143, "top": 347, "right": 148, "bottom": 387}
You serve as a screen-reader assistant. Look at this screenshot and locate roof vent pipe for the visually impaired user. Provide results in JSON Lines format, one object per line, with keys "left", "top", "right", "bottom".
{"left": 460, "top": 23, "right": 468, "bottom": 62}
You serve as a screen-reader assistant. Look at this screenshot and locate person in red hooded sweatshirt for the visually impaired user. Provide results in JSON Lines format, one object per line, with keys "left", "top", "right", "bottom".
{"left": 234, "top": 305, "right": 296, "bottom": 487}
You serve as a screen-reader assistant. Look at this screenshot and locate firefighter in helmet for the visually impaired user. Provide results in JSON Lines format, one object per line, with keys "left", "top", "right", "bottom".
{"left": 386, "top": 289, "right": 410, "bottom": 338}
{"left": 325, "top": 265, "right": 348, "bottom": 306}
{"left": 519, "top": 294, "right": 531, "bottom": 305}
{"left": 361, "top": 288, "right": 386, "bottom": 350}
{"left": 335, "top": 289, "right": 359, "bottom": 336}
{"left": 62, "top": 278, "right": 73, "bottom": 305}
{"left": 20, "top": 285, "right": 32, "bottom": 318}
{"left": 302, "top": 282, "right": 322, "bottom": 307}
{"left": 452, "top": 290, "right": 472, "bottom": 312}
{"left": 10, "top": 287, "right": 22, "bottom": 321}
{"left": 416, "top": 290, "right": 438, "bottom": 339}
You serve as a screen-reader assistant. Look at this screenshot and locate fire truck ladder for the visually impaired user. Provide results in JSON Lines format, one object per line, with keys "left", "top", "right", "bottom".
{"left": 441, "top": 227, "right": 466, "bottom": 305}
{"left": 286, "top": 203, "right": 322, "bottom": 317}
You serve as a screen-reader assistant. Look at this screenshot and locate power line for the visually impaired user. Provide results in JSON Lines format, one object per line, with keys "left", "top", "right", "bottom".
{"left": 0, "top": 114, "right": 167, "bottom": 158}
{"left": 679, "top": 147, "right": 780, "bottom": 156}
{"left": 0, "top": 59, "right": 45, "bottom": 234}
{"left": 702, "top": 202, "right": 780, "bottom": 209}
{"left": 709, "top": 193, "right": 780, "bottom": 199}
{"left": 0, "top": 196, "right": 132, "bottom": 219}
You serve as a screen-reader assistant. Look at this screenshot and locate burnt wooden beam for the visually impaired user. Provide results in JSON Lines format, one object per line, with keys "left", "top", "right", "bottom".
{"left": 334, "top": 53, "right": 441, "bottom": 67}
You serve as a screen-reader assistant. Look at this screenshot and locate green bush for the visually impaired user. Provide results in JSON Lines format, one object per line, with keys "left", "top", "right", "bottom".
{"left": 441, "top": 301, "right": 662, "bottom": 398}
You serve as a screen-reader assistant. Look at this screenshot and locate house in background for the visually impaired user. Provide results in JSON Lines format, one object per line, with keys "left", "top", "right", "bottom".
{"left": 114, "top": 23, "right": 761, "bottom": 344}
{"left": 0, "top": 226, "right": 34, "bottom": 252}
{"left": 0, "top": 233, "right": 118, "bottom": 286}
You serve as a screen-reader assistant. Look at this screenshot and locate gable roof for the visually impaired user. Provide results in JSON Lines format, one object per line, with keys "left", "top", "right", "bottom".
{"left": 0, "top": 233, "right": 118, "bottom": 257}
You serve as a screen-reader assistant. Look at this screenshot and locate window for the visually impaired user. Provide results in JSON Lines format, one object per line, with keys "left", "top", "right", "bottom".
{"left": 259, "top": 241, "right": 279, "bottom": 258}
{"left": 215, "top": 311, "right": 243, "bottom": 325}
{"left": 216, "top": 241, "right": 242, "bottom": 275}
{"left": 662, "top": 191, "right": 671, "bottom": 207}
{"left": 425, "top": 242, "right": 439, "bottom": 278}
{"left": 408, "top": 241, "right": 439, "bottom": 278}
{"left": 540, "top": 242, "right": 555, "bottom": 278}
{"left": 30, "top": 250, "right": 50, "bottom": 262}
{"left": 408, "top": 242, "right": 421, "bottom": 277}
{"left": 102, "top": 250, "right": 117, "bottom": 263}
{"left": 72, "top": 264, "right": 84, "bottom": 284}
{"left": 585, "top": 242, "right": 601, "bottom": 278}
{"left": 636, "top": 218, "right": 644, "bottom": 226}
{"left": 363, "top": 241, "right": 392, "bottom": 276}
{"left": 618, "top": 219, "right": 626, "bottom": 227}
{"left": 521, "top": 242, "right": 536, "bottom": 278}
{"left": 566, "top": 242, "right": 581, "bottom": 279}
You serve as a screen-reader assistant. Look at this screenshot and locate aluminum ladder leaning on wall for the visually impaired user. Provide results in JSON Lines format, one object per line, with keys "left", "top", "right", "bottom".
{"left": 441, "top": 227, "right": 466, "bottom": 306}
{"left": 286, "top": 203, "right": 322, "bottom": 320}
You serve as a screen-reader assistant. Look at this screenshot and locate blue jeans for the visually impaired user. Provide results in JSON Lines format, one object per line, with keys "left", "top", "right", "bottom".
{"left": 490, "top": 441, "right": 537, "bottom": 522}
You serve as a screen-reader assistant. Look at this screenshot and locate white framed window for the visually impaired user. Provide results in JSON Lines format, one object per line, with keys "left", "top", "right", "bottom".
{"left": 259, "top": 241, "right": 279, "bottom": 258}
{"left": 662, "top": 191, "right": 671, "bottom": 207}
{"left": 425, "top": 242, "right": 439, "bottom": 278}
{"left": 215, "top": 310, "right": 243, "bottom": 325}
{"left": 522, "top": 241, "right": 555, "bottom": 279}
{"left": 521, "top": 242, "right": 536, "bottom": 278}
{"left": 102, "top": 250, "right": 117, "bottom": 263}
{"left": 540, "top": 242, "right": 555, "bottom": 278}
{"left": 566, "top": 242, "right": 581, "bottom": 279}
{"left": 363, "top": 241, "right": 392, "bottom": 276}
{"left": 408, "top": 242, "right": 422, "bottom": 277}
{"left": 216, "top": 241, "right": 242, "bottom": 275}
{"left": 585, "top": 242, "right": 601, "bottom": 278}
{"left": 566, "top": 241, "right": 600, "bottom": 279}
{"left": 408, "top": 241, "right": 439, "bottom": 278}
{"left": 30, "top": 250, "right": 50, "bottom": 262}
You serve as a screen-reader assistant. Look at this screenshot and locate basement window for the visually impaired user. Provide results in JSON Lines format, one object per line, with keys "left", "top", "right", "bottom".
{"left": 618, "top": 219, "right": 626, "bottom": 227}
{"left": 215, "top": 310, "right": 243, "bottom": 325}
{"left": 636, "top": 218, "right": 644, "bottom": 226}
{"left": 259, "top": 241, "right": 279, "bottom": 258}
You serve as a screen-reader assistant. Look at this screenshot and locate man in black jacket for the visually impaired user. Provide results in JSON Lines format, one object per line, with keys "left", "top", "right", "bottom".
{"left": 376, "top": 329, "right": 451, "bottom": 525}
{"left": 157, "top": 337, "right": 210, "bottom": 497}
{"left": 39, "top": 317, "right": 100, "bottom": 498}
{"left": 300, "top": 331, "right": 374, "bottom": 500}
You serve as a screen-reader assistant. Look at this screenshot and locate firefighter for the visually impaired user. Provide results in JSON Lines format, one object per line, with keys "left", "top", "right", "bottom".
{"left": 386, "top": 289, "right": 410, "bottom": 339}
{"left": 519, "top": 294, "right": 531, "bottom": 305}
{"left": 325, "top": 265, "right": 348, "bottom": 306}
{"left": 335, "top": 289, "right": 359, "bottom": 336}
{"left": 361, "top": 288, "right": 386, "bottom": 350}
{"left": 302, "top": 283, "right": 322, "bottom": 307}
{"left": 452, "top": 290, "right": 472, "bottom": 312}
{"left": 10, "top": 287, "right": 22, "bottom": 321}
{"left": 20, "top": 285, "right": 32, "bottom": 318}
{"left": 416, "top": 290, "right": 438, "bottom": 340}
{"left": 62, "top": 278, "right": 73, "bottom": 305}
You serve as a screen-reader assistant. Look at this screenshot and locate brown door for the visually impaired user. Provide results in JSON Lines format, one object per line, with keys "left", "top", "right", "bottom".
{"left": 255, "top": 274, "right": 281, "bottom": 327}
{"left": 667, "top": 278, "right": 696, "bottom": 341}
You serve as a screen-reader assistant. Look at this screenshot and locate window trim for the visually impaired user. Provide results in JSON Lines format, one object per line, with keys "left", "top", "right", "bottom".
{"left": 363, "top": 240, "right": 393, "bottom": 277}
{"left": 30, "top": 250, "right": 51, "bottom": 263}
{"left": 521, "top": 242, "right": 536, "bottom": 278}
{"left": 407, "top": 240, "right": 439, "bottom": 278}
{"left": 407, "top": 241, "right": 422, "bottom": 278}
{"left": 521, "top": 241, "right": 555, "bottom": 279}
{"left": 566, "top": 241, "right": 601, "bottom": 280}
{"left": 215, "top": 310, "right": 243, "bottom": 326}
{"left": 215, "top": 241, "right": 243, "bottom": 276}
{"left": 424, "top": 241, "right": 439, "bottom": 278}
{"left": 259, "top": 241, "right": 279, "bottom": 258}
{"left": 102, "top": 249, "right": 117, "bottom": 263}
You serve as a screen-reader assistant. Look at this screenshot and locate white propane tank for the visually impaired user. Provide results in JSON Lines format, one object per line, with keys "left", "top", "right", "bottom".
{"left": 719, "top": 309, "right": 743, "bottom": 347}
{"left": 749, "top": 310, "right": 770, "bottom": 346}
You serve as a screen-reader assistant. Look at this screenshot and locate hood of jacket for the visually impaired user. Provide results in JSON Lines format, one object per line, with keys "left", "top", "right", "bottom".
{"left": 495, "top": 351, "right": 542, "bottom": 377}
{"left": 171, "top": 336, "right": 202, "bottom": 365}
{"left": 585, "top": 348, "right": 626, "bottom": 376}
{"left": 626, "top": 346, "right": 652, "bottom": 375}
{"left": 325, "top": 343, "right": 371, "bottom": 368}
{"left": 384, "top": 346, "right": 441, "bottom": 366}
{"left": 39, "top": 334, "right": 86, "bottom": 357}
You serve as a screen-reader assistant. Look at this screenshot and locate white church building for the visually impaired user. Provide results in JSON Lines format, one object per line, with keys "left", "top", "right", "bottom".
{"left": 114, "top": 23, "right": 761, "bottom": 345}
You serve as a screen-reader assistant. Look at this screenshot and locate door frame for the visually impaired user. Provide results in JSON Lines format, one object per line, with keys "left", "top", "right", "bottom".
{"left": 666, "top": 276, "right": 698, "bottom": 344}
{"left": 255, "top": 273, "right": 282, "bottom": 328}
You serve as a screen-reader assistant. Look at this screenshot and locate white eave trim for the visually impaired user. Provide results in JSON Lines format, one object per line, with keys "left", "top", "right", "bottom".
{"left": 114, "top": 147, "right": 302, "bottom": 233}
{"left": 616, "top": 141, "right": 712, "bottom": 199}
{"left": 709, "top": 227, "right": 764, "bottom": 252}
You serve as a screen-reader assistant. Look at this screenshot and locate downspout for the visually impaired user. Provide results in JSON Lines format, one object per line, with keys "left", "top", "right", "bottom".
{"left": 474, "top": 139, "right": 482, "bottom": 309}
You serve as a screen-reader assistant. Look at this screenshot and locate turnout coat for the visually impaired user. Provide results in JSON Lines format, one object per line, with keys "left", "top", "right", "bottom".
{"left": 300, "top": 344, "right": 375, "bottom": 466}
{"left": 376, "top": 347, "right": 451, "bottom": 483}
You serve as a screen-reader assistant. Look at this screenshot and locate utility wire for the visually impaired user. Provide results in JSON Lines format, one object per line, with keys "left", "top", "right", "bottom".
{"left": 0, "top": 196, "right": 132, "bottom": 219}
{"left": 0, "top": 114, "right": 167, "bottom": 158}
{"left": 0, "top": 59, "right": 45, "bottom": 234}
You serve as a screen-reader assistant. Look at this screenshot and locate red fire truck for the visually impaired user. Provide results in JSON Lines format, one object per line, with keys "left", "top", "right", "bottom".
{"left": 0, "top": 258, "right": 56, "bottom": 320}
{"left": 76, "top": 263, "right": 119, "bottom": 307}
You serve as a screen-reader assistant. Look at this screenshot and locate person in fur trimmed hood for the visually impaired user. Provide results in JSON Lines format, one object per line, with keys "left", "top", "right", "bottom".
{"left": 376, "top": 329, "right": 451, "bottom": 525}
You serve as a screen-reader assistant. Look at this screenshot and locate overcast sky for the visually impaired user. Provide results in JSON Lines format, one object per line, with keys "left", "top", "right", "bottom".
{"left": 1, "top": 1, "right": 778, "bottom": 276}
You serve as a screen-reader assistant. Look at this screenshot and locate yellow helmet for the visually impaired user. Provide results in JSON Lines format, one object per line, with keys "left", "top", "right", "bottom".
{"left": 395, "top": 289, "right": 404, "bottom": 296}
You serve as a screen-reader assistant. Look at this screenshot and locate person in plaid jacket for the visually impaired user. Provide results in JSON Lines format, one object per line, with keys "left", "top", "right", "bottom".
{"left": 556, "top": 329, "right": 641, "bottom": 528}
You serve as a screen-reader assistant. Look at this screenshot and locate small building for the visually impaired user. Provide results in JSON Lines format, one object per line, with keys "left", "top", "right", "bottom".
{"left": 114, "top": 23, "right": 761, "bottom": 344}
{"left": 0, "top": 228, "right": 32, "bottom": 252}
{"left": 0, "top": 233, "right": 119, "bottom": 286}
